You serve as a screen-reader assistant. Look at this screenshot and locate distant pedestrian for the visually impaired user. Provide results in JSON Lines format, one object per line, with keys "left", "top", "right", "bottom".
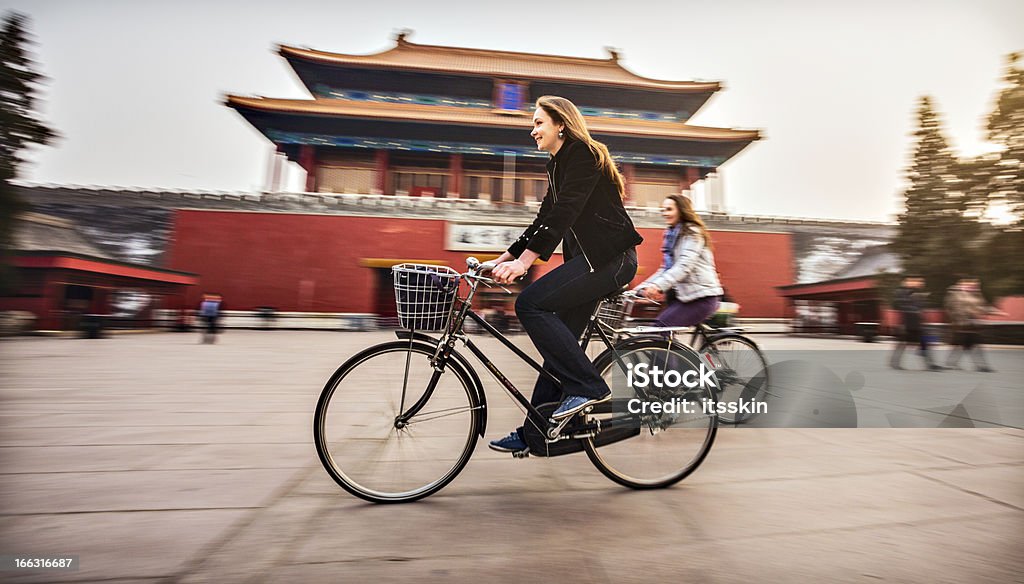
{"left": 198, "top": 293, "right": 223, "bottom": 344}
{"left": 944, "top": 278, "right": 1004, "bottom": 372}
{"left": 890, "top": 277, "right": 940, "bottom": 371}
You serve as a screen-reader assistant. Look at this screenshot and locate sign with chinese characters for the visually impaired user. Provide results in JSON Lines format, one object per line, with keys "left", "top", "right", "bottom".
{"left": 446, "top": 222, "right": 526, "bottom": 252}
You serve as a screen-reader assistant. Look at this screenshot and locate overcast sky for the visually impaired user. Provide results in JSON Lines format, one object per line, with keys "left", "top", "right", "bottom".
{"left": 1, "top": 0, "right": 1022, "bottom": 221}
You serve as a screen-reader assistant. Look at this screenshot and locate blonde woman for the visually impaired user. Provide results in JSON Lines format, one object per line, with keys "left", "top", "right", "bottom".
{"left": 485, "top": 96, "right": 643, "bottom": 453}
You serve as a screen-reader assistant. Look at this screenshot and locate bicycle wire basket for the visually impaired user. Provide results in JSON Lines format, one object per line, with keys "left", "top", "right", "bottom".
{"left": 597, "top": 294, "right": 634, "bottom": 330}
{"left": 392, "top": 263, "right": 461, "bottom": 331}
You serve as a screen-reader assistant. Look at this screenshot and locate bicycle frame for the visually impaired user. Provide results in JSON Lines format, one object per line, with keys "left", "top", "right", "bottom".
{"left": 393, "top": 267, "right": 666, "bottom": 441}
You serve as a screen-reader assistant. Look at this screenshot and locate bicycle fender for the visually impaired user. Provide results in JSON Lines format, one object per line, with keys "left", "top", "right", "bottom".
{"left": 394, "top": 331, "right": 488, "bottom": 437}
{"left": 395, "top": 330, "right": 440, "bottom": 344}
{"left": 592, "top": 335, "right": 695, "bottom": 364}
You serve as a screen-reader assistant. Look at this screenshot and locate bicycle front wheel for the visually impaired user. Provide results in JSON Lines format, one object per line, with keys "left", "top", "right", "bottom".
{"left": 584, "top": 338, "right": 717, "bottom": 489}
{"left": 313, "top": 340, "right": 482, "bottom": 503}
{"left": 700, "top": 334, "right": 770, "bottom": 424}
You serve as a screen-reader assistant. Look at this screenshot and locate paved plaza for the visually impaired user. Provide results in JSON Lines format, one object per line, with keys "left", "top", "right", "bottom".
{"left": 0, "top": 331, "right": 1022, "bottom": 583}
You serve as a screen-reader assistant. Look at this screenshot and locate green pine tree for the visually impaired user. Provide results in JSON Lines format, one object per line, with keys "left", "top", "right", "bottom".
{"left": 0, "top": 12, "right": 56, "bottom": 292}
{"left": 979, "top": 52, "right": 1024, "bottom": 296}
{"left": 894, "top": 97, "right": 979, "bottom": 305}
{"left": 987, "top": 52, "right": 1024, "bottom": 224}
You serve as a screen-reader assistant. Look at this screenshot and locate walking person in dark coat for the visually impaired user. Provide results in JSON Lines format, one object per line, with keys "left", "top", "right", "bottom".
{"left": 890, "top": 277, "right": 941, "bottom": 371}
{"left": 198, "top": 293, "right": 223, "bottom": 344}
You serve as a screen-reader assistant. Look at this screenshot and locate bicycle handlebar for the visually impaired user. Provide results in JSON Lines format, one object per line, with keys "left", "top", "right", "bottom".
{"left": 463, "top": 256, "right": 511, "bottom": 293}
{"left": 620, "top": 289, "right": 661, "bottom": 306}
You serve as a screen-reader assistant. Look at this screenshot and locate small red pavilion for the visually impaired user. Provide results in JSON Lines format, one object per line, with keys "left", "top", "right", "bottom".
{"left": 1, "top": 213, "right": 197, "bottom": 331}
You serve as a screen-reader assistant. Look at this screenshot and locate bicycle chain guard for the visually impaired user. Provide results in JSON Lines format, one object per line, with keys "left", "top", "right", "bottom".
{"left": 521, "top": 402, "right": 641, "bottom": 457}
{"left": 522, "top": 402, "right": 587, "bottom": 457}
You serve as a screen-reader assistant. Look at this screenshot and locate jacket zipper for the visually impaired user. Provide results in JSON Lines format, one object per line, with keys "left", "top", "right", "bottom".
{"left": 549, "top": 161, "right": 595, "bottom": 273}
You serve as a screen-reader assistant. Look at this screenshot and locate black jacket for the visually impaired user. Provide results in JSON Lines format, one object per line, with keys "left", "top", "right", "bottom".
{"left": 507, "top": 138, "right": 643, "bottom": 270}
{"left": 893, "top": 286, "right": 923, "bottom": 331}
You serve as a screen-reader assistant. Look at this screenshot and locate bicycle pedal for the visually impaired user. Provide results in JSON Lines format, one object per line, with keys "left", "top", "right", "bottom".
{"left": 547, "top": 416, "right": 575, "bottom": 439}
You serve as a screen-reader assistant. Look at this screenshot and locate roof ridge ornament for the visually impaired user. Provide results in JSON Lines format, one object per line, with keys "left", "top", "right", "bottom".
{"left": 605, "top": 46, "right": 621, "bottom": 63}
{"left": 394, "top": 29, "right": 414, "bottom": 46}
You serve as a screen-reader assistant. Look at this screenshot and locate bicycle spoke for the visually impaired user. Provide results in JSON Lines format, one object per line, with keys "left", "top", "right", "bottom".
{"left": 701, "top": 335, "right": 770, "bottom": 424}
{"left": 404, "top": 405, "right": 484, "bottom": 425}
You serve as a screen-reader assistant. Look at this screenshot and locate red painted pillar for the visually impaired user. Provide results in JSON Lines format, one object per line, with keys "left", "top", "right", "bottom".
{"left": 40, "top": 277, "right": 61, "bottom": 330}
{"left": 685, "top": 167, "right": 701, "bottom": 190}
{"left": 622, "top": 163, "right": 635, "bottom": 205}
{"left": 375, "top": 150, "right": 389, "bottom": 195}
{"left": 299, "top": 145, "right": 317, "bottom": 192}
{"left": 90, "top": 287, "right": 108, "bottom": 315}
{"left": 449, "top": 153, "right": 463, "bottom": 198}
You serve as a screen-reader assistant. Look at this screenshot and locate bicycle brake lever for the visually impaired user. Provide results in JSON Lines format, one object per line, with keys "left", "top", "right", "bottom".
{"left": 622, "top": 291, "right": 661, "bottom": 306}
{"left": 479, "top": 278, "right": 513, "bottom": 295}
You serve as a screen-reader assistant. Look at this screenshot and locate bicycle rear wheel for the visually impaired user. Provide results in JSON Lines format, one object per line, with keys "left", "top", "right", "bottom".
{"left": 700, "top": 334, "right": 770, "bottom": 424}
{"left": 313, "top": 340, "right": 482, "bottom": 503}
{"left": 584, "top": 338, "right": 717, "bottom": 489}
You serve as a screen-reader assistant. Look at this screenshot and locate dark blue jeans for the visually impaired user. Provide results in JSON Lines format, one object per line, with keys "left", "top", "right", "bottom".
{"left": 515, "top": 249, "right": 638, "bottom": 412}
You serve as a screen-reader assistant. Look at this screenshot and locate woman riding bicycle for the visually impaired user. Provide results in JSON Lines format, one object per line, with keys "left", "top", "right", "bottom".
{"left": 485, "top": 95, "right": 643, "bottom": 453}
{"left": 633, "top": 194, "right": 723, "bottom": 328}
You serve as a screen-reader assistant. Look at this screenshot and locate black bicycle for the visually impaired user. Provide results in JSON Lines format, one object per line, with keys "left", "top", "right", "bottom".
{"left": 314, "top": 258, "right": 718, "bottom": 503}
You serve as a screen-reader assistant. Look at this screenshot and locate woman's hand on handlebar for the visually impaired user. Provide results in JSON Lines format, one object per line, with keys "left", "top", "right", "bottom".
{"left": 491, "top": 250, "right": 538, "bottom": 285}
{"left": 478, "top": 252, "right": 513, "bottom": 277}
{"left": 634, "top": 285, "right": 667, "bottom": 303}
{"left": 492, "top": 259, "right": 527, "bottom": 284}
{"left": 646, "top": 288, "right": 667, "bottom": 302}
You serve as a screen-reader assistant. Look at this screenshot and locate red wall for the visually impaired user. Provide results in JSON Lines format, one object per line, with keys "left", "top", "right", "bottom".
{"left": 168, "top": 210, "right": 451, "bottom": 312}
{"left": 167, "top": 210, "right": 793, "bottom": 317}
{"left": 989, "top": 296, "right": 1024, "bottom": 321}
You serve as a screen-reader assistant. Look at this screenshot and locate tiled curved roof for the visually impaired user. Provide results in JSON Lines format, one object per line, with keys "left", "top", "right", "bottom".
{"left": 279, "top": 40, "right": 721, "bottom": 93}
{"left": 226, "top": 96, "right": 760, "bottom": 142}
{"left": 832, "top": 246, "right": 901, "bottom": 279}
{"left": 13, "top": 212, "right": 111, "bottom": 258}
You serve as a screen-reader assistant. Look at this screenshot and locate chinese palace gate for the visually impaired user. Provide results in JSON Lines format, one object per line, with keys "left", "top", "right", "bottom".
{"left": 227, "top": 32, "right": 759, "bottom": 208}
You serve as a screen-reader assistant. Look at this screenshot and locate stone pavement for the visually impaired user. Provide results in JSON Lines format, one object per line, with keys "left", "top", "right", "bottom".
{"left": 0, "top": 331, "right": 1021, "bottom": 583}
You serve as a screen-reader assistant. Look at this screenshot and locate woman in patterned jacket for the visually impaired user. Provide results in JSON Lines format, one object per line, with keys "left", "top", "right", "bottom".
{"left": 634, "top": 194, "right": 723, "bottom": 327}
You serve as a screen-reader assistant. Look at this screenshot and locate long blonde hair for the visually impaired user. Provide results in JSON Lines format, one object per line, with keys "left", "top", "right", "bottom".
{"left": 666, "top": 193, "right": 713, "bottom": 250}
{"left": 536, "top": 95, "right": 626, "bottom": 200}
